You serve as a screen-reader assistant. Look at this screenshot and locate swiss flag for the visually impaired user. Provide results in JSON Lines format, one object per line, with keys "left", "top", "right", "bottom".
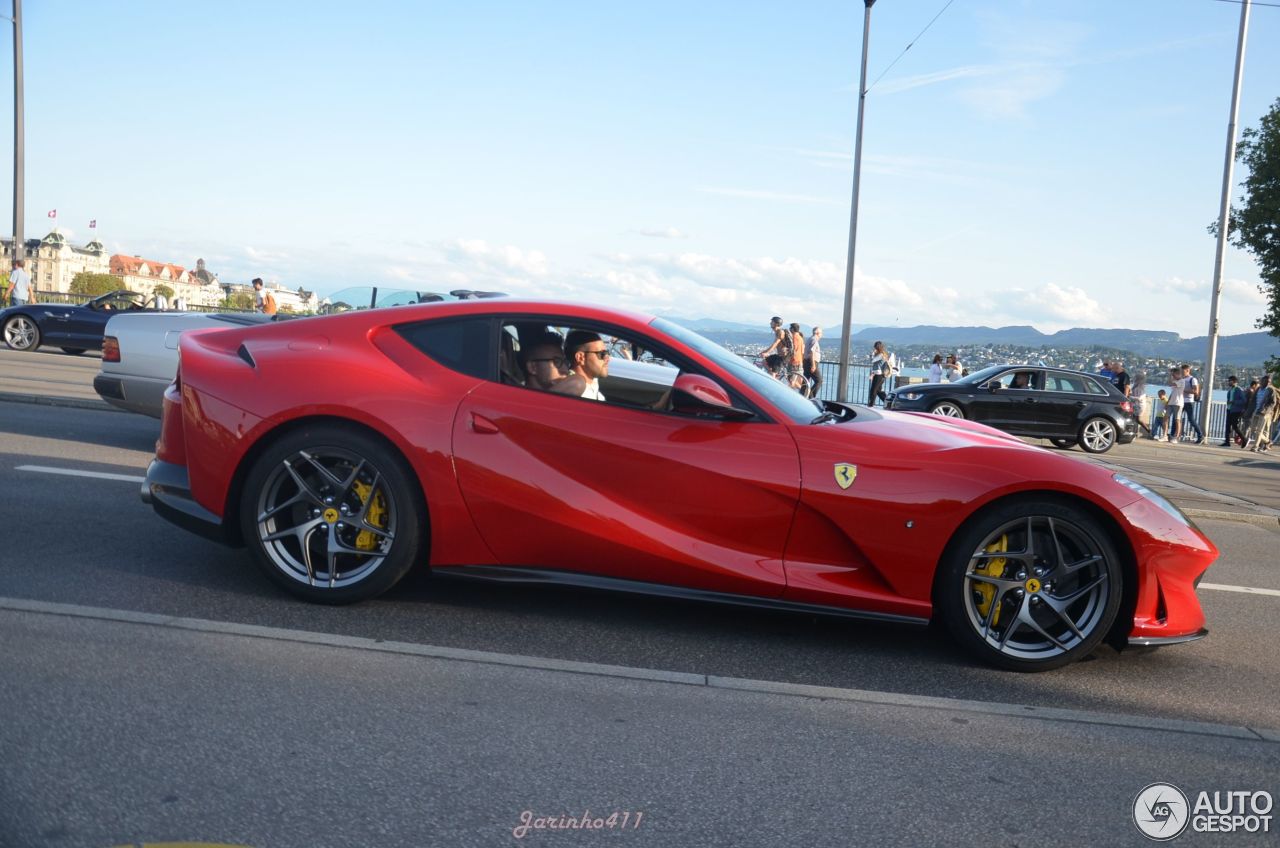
{"left": 89, "top": 219, "right": 96, "bottom": 228}
{"left": 47, "top": 209, "right": 56, "bottom": 219}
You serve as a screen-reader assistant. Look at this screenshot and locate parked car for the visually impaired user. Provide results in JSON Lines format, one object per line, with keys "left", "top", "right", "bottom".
{"left": 885, "top": 364, "right": 1138, "bottom": 453}
{"left": 95, "top": 311, "right": 275, "bottom": 417}
{"left": 141, "top": 299, "right": 1214, "bottom": 671}
{"left": 1, "top": 290, "right": 161, "bottom": 354}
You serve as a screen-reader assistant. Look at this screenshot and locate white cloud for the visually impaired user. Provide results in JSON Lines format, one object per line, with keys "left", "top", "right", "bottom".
{"left": 1006, "top": 283, "right": 1109, "bottom": 326}
{"left": 637, "top": 227, "right": 690, "bottom": 239}
{"left": 442, "top": 238, "right": 549, "bottom": 278}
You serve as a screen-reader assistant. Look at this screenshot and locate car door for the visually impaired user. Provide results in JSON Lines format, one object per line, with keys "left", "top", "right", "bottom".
{"left": 967, "top": 369, "right": 1022, "bottom": 429}
{"left": 63, "top": 300, "right": 118, "bottom": 348}
{"left": 450, "top": 351, "right": 800, "bottom": 598}
{"left": 1000, "top": 368, "right": 1051, "bottom": 434}
{"left": 1036, "top": 373, "right": 1094, "bottom": 436}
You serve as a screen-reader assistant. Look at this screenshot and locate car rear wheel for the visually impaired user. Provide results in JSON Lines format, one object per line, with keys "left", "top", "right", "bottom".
{"left": 239, "top": 424, "right": 425, "bottom": 604}
{"left": 936, "top": 499, "right": 1122, "bottom": 671}
{"left": 1049, "top": 438, "right": 1076, "bottom": 449}
{"left": 3, "top": 315, "right": 39, "bottom": 351}
{"left": 60, "top": 347, "right": 86, "bottom": 355}
{"left": 931, "top": 401, "right": 965, "bottom": 418}
{"left": 1078, "top": 417, "right": 1118, "bottom": 454}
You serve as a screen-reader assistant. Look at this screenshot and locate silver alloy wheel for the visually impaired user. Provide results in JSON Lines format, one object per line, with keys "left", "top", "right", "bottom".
{"left": 962, "top": 515, "right": 1111, "bottom": 663}
{"left": 931, "top": 401, "right": 964, "bottom": 418}
{"left": 254, "top": 446, "right": 397, "bottom": 589}
{"left": 1080, "top": 418, "right": 1117, "bottom": 453}
{"left": 3, "top": 315, "right": 38, "bottom": 350}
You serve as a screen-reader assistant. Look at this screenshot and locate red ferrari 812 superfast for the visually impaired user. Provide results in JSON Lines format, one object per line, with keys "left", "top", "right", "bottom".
{"left": 143, "top": 298, "right": 1215, "bottom": 671}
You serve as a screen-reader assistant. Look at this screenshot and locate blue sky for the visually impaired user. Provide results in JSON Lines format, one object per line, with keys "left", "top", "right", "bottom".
{"left": 5, "top": 0, "right": 1279, "bottom": 336}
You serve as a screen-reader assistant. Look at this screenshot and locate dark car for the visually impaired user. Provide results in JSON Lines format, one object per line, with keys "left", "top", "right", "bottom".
{"left": 885, "top": 364, "right": 1137, "bottom": 453}
{"left": 1, "top": 290, "right": 159, "bottom": 354}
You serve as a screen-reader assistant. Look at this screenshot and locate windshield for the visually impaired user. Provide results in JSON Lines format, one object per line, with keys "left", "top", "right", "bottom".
{"left": 652, "top": 317, "right": 819, "bottom": 424}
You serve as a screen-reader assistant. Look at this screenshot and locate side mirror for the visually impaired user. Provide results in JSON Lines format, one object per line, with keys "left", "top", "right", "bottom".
{"left": 671, "top": 374, "right": 754, "bottom": 420}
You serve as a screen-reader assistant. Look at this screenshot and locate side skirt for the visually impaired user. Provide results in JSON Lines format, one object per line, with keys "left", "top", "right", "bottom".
{"left": 431, "top": 565, "right": 929, "bottom": 627}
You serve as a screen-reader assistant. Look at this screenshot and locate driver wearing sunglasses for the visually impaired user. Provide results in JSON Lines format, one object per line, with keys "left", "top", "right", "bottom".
{"left": 565, "top": 330, "right": 611, "bottom": 402}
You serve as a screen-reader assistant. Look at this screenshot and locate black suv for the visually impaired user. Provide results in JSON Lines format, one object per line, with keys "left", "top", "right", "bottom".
{"left": 885, "top": 364, "right": 1138, "bottom": 453}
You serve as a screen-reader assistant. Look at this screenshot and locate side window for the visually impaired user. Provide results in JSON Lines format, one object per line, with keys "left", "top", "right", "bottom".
{"left": 395, "top": 317, "right": 493, "bottom": 379}
{"left": 1082, "top": 377, "right": 1108, "bottom": 395}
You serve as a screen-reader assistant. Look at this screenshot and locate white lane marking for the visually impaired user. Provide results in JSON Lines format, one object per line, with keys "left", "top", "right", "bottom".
{"left": 17, "top": 464, "right": 145, "bottom": 483}
{"left": 1201, "top": 582, "right": 1280, "bottom": 598}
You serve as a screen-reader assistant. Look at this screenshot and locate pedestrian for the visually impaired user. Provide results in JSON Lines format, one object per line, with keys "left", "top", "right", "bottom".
{"left": 944, "top": 353, "right": 962, "bottom": 381}
{"left": 928, "top": 354, "right": 944, "bottom": 384}
{"left": 804, "top": 326, "right": 823, "bottom": 399}
{"left": 1165, "top": 367, "right": 1184, "bottom": 442}
{"left": 868, "top": 341, "right": 892, "bottom": 406}
{"left": 7, "top": 259, "right": 31, "bottom": 307}
{"left": 1179, "top": 364, "right": 1204, "bottom": 444}
{"left": 1111, "top": 360, "right": 1130, "bottom": 397}
{"left": 1244, "top": 375, "right": 1277, "bottom": 452}
{"left": 1131, "top": 370, "right": 1149, "bottom": 434}
{"left": 787, "top": 322, "right": 806, "bottom": 395}
{"left": 1223, "top": 375, "right": 1248, "bottom": 447}
{"left": 1098, "top": 360, "right": 1115, "bottom": 382}
{"left": 1151, "top": 390, "right": 1168, "bottom": 440}
{"left": 252, "top": 277, "right": 278, "bottom": 316}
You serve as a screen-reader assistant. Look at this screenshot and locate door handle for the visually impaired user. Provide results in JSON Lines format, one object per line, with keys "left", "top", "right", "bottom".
{"left": 1025, "top": 398, "right": 1037, "bottom": 403}
{"left": 471, "top": 412, "right": 500, "bottom": 434}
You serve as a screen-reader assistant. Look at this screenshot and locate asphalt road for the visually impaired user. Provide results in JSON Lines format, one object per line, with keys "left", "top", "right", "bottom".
{"left": 2, "top": 382, "right": 1278, "bottom": 846}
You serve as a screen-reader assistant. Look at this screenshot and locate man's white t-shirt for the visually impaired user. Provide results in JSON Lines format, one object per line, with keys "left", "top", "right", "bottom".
{"left": 581, "top": 380, "right": 606, "bottom": 402}
{"left": 1167, "top": 377, "right": 1186, "bottom": 408}
{"left": 9, "top": 267, "right": 30, "bottom": 299}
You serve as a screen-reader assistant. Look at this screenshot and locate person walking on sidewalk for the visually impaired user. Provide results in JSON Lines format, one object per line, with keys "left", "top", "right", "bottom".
{"left": 804, "top": 326, "right": 823, "bottom": 399}
{"left": 1151, "top": 390, "right": 1169, "bottom": 440}
{"left": 1165, "top": 367, "right": 1185, "bottom": 442}
{"left": 7, "top": 260, "right": 31, "bottom": 307}
{"left": 1244, "top": 375, "right": 1277, "bottom": 452}
{"left": 1179, "top": 364, "right": 1204, "bottom": 444}
{"left": 1223, "top": 375, "right": 1248, "bottom": 447}
{"left": 868, "top": 341, "right": 892, "bottom": 406}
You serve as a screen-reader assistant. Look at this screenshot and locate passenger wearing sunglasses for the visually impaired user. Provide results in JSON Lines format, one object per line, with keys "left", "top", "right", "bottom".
{"left": 565, "top": 330, "right": 611, "bottom": 401}
{"left": 522, "top": 333, "right": 585, "bottom": 396}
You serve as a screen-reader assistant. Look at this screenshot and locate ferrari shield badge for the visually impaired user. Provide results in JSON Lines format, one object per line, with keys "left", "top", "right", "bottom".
{"left": 834, "top": 463, "right": 858, "bottom": 490}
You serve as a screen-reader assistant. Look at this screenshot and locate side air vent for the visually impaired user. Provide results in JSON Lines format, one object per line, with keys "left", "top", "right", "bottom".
{"left": 237, "top": 343, "right": 256, "bottom": 368}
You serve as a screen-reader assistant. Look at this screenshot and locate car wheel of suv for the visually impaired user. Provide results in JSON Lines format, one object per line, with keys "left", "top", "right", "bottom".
{"left": 239, "top": 424, "right": 426, "bottom": 604}
{"left": 1050, "top": 438, "right": 1076, "bottom": 449}
{"left": 931, "top": 401, "right": 965, "bottom": 418}
{"left": 1078, "top": 417, "right": 1118, "bottom": 454}
{"left": 3, "top": 315, "right": 39, "bottom": 351}
{"left": 935, "top": 499, "right": 1122, "bottom": 671}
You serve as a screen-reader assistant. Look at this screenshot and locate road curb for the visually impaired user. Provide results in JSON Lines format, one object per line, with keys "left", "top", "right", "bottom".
{"left": 1183, "top": 508, "right": 1280, "bottom": 529}
{"left": 2, "top": 595, "right": 1276, "bottom": 745}
{"left": 0, "top": 390, "right": 120, "bottom": 413}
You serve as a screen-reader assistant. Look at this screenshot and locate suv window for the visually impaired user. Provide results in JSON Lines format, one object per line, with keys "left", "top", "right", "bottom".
{"left": 395, "top": 317, "right": 493, "bottom": 379}
{"left": 1082, "top": 376, "right": 1110, "bottom": 395}
{"left": 1046, "top": 374, "right": 1086, "bottom": 393}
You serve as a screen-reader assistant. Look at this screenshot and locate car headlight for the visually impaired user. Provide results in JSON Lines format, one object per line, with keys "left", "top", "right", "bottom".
{"left": 898, "top": 391, "right": 923, "bottom": 401}
{"left": 1113, "top": 474, "right": 1193, "bottom": 526}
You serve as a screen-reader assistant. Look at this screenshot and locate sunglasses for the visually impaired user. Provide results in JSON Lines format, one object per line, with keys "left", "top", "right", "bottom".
{"left": 581, "top": 349, "right": 610, "bottom": 360}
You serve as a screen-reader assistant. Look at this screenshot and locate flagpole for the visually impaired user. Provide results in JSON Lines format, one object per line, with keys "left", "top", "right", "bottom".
{"left": 11, "top": 0, "right": 23, "bottom": 265}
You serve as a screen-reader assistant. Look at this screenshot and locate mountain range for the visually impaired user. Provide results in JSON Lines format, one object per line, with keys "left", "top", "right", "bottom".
{"left": 670, "top": 319, "right": 1279, "bottom": 366}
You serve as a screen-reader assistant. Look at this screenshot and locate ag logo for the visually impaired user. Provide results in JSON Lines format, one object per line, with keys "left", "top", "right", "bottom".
{"left": 833, "top": 463, "right": 858, "bottom": 490}
{"left": 1133, "top": 783, "right": 1190, "bottom": 840}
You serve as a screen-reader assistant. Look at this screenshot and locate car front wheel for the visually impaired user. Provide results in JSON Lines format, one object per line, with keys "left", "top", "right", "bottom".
{"left": 1079, "top": 417, "right": 1118, "bottom": 454}
{"left": 931, "top": 401, "right": 965, "bottom": 418}
{"left": 936, "top": 499, "right": 1122, "bottom": 671}
{"left": 3, "top": 315, "right": 40, "bottom": 351}
{"left": 239, "top": 424, "right": 426, "bottom": 604}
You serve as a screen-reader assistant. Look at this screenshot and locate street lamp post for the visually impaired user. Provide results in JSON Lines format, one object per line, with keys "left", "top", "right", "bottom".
{"left": 837, "top": 0, "right": 876, "bottom": 403}
{"left": 1201, "top": 0, "right": 1251, "bottom": 438}
{"left": 10, "top": 0, "right": 21, "bottom": 268}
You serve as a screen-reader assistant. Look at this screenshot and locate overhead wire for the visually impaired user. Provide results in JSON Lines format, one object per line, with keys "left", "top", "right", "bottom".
{"left": 865, "top": 0, "right": 958, "bottom": 94}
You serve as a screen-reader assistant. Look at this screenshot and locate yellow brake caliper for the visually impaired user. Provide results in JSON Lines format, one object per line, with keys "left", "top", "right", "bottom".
{"left": 351, "top": 479, "right": 387, "bottom": 551}
{"left": 973, "top": 534, "right": 1008, "bottom": 627}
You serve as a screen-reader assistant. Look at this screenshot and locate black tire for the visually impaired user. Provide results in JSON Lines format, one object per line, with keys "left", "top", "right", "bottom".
{"left": 930, "top": 401, "right": 965, "bottom": 419}
{"left": 3, "top": 314, "right": 40, "bottom": 351}
{"left": 238, "top": 423, "right": 426, "bottom": 604}
{"left": 61, "top": 347, "right": 86, "bottom": 355}
{"left": 1078, "top": 417, "right": 1118, "bottom": 454}
{"left": 1049, "top": 438, "right": 1076, "bottom": 449}
{"left": 935, "top": 498, "right": 1122, "bottom": 672}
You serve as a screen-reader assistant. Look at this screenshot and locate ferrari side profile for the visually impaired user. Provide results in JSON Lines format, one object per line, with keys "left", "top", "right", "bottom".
{"left": 142, "top": 298, "right": 1215, "bottom": 671}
